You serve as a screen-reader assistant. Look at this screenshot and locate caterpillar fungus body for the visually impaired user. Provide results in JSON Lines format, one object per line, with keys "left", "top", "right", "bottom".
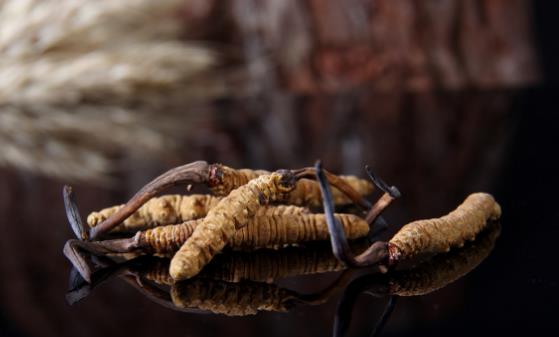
{"left": 169, "top": 172, "right": 297, "bottom": 281}
{"left": 137, "top": 213, "right": 369, "bottom": 254}
{"left": 388, "top": 193, "right": 501, "bottom": 264}
{"left": 87, "top": 194, "right": 309, "bottom": 234}
{"left": 388, "top": 222, "right": 500, "bottom": 296}
{"left": 209, "top": 164, "right": 374, "bottom": 207}
{"left": 85, "top": 161, "right": 372, "bottom": 239}
{"left": 87, "top": 194, "right": 221, "bottom": 233}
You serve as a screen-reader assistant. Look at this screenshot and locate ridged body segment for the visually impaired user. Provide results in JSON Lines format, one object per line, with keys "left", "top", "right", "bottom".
{"left": 169, "top": 173, "right": 295, "bottom": 280}
{"left": 87, "top": 194, "right": 220, "bottom": 232}
{"left": 138, "top": 213, "right": 368, "bottom": 255}
{"left": 287, "top": 175, "right": 374, "bottom": 207}
{"left": 229, "top": 213, "right": 369, "bottom": 249}
{"left": 388, "top": 193, "right": 501, "bottom": 263}
{"left": 209, "top": 164, "right": 373, "bottom": 207}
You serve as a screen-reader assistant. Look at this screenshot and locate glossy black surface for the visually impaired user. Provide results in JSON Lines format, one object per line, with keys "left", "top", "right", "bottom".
{"left": 0, "top": 87, "right": 557, "bottom": 337}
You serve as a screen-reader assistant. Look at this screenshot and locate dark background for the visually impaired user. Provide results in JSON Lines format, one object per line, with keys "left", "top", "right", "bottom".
{"left": 1, "top": 1, "right": 558, "bottom": 336}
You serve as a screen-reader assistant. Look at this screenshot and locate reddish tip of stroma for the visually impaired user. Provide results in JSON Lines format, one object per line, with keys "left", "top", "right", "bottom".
{"left": 387, "top": 242, "right": 400, "bottom": 266}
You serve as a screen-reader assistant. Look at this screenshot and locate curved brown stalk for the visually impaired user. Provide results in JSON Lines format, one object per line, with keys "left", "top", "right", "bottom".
{"left": 315, "top": 161, "right": 391, "bottom": 268}
{"left": 89, "top": 161, "right": 210, "bottom": 239}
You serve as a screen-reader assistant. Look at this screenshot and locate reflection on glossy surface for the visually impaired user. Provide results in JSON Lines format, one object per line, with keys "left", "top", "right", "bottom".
{"left": 334, "top": 223, "right": 500, "bottom": 336}
{"left": 67, "top": 223, "right": 499, "bottom": 333}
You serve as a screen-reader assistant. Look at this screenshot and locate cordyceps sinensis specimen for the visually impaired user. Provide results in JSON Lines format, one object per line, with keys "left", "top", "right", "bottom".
{"left": 62, "top": 185, "right": 370, "bottom": 283}
{"left": 314, "top": 161, "right": 501, "bottom": 270}
{"left": 387, "top": 193, "right": 501, "bottom": 263}
{"left": 82, "top": 161, "right": 372, "bottom": 239}
{"left": 209, "top": 164, "right": 373, "bottom": 207}
{"left": 66, "top": 248, "right": 354, "bottom": 316}
{"left": 138, "top": 212, "right": 369, "bottom": 255}
{"left": 169, "top": 171, "right": 300, "bottom": 280}
{"left": 87, "top": 194, "right": 221, "bottom": 234}
{"left": 87, "top": 194, "right": 309, "bottom": 234}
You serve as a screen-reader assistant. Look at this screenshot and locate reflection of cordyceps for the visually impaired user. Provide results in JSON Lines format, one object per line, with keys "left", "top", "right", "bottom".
{"left": 387, "top": 223, "right": 500, "bottom": 296}
{"left": 138, "top": 243, "right": 357, "bottom": 285}
{"left": 75, "top": 224, "right": 499, "bottom": 317}
{"left": 170, "top": 279, "right": 296, "bottom": 316}
{"left": 164, "top": 224, "right": 500, "bottom": 317}
{"left": 203, "top": 244, "right": 349, "bottom": 283}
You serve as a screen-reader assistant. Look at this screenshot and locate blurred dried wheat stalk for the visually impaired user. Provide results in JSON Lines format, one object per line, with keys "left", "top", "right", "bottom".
{"left": 0, "top": 0, "right": 221, "bottom": 182}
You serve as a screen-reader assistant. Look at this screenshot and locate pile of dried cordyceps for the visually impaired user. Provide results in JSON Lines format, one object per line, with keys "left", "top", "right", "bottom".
{"left": 62, "top": 160, "right": 501, "bottom": 321}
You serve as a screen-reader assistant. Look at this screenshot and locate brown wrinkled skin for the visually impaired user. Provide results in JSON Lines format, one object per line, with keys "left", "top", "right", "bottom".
{"left": 137, "top": 205, "right": 311, "bottom": 254}
{"left": 389, "top": 223, "right": 500, "bottom": 296}
{"left": 169, "top": 173, "right": 295, "bottom": 280}
{"left": 138, "top": 213, "right": 368, "bottom": 255}
{"left": 87, "top": 194, "right": 221, "bottom": 233}
{"left": 229, "top": 213, "right": 369, "bottom": 250}
{"left": 209, "top": 164, "right": 373, "bottom": 207}
{"left": 388, "top": 193, "right": 501, "bottom": 263}
{"left": 170, "top": 279, "right": 293, "bottom": 316}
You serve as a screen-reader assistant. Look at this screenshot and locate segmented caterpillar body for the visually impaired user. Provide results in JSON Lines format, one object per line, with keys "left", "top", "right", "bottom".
{"left": 388, "top": 193, "right": 501, "bottom": 264}
{"left": 169, "top": 172, "right": 296, "bottom": 280}
{"left": 137, "top": 213, "right": 369, "bottom": 255}
{"left": 87, "top": 194, "right": 221, "bottom": 232}
{"left": 209, "top": 164, "right": 373, "bottom": 207}
{"left": 388, "top": 223, "right": 500, "bottom": 296}
{"left": 84, "top": 161, "right": 371, "bottom": 239}
{"left": 88, "top": 194, "right": 308, "bottom": 234}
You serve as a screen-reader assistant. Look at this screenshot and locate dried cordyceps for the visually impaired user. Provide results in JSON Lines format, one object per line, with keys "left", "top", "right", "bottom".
{"left": 315, "top": 161, "right": 501, "bottom": 269}
{"left": 87, "top": 194, "right": 309, "bottom": 234}
{"left": 209, "top": 163, "right": 373, "bottom": 207}
{"left": 87, "top": 194, "right": 221, "bottom": 233}
{"left": 138, "top": 213, "right": 369, "bottom": 254}
{"left": 168, "top": 167, "right": 384, "bottom": 281}
{"left": 64, "top": 211, "right": 368, "bottom": 283}
{"left": 169, "top": 172, "right": 298, "bottom": 281}
{"left": 387, "top": 193, "right": 501, "bottom": 264}
{"left": 62, "top": 184, "right": 369, "bottom": 282}
{"left": 86, "top": 161, "right": 372, "bottom": 239}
